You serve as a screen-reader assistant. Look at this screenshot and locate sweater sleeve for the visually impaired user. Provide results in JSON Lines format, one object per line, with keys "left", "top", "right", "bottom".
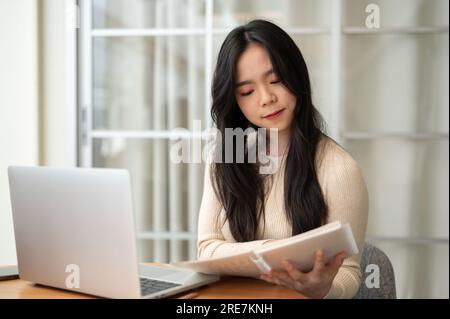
{"left": 321, "top": 149, "right": 369, "bottom": 299}
{"left": 196, "top": 163, "right": 272, "bottom": 259}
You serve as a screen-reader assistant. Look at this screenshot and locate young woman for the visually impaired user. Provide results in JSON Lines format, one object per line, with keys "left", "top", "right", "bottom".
{"left": 197, "top": 20, "right": 368, "bottom": 299}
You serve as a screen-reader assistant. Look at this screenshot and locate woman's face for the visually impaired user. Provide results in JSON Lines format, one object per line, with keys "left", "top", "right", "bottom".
{"left": 234, "top": 43, "right": 297, "bottom": 135}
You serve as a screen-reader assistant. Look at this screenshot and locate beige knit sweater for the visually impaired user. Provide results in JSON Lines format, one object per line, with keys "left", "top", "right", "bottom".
{"left": 196, "top": 136, "right": 369, "bottom": 299}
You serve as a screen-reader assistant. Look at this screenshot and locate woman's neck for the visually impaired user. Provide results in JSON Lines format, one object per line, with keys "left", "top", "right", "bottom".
{"left": 267, "top": 128, "right": 291, "bottom": 156}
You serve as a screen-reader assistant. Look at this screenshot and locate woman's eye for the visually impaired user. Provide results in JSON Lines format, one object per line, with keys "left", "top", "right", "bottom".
{"left": 270, "top": 80, "right": 281, "bottom": 84}
{"left": 240, "top": 91, "right": 253, "bottom": 96}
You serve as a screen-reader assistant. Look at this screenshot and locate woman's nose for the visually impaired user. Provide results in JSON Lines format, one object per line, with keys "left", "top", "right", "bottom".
{"left": 260, "top": 86, "right": 276, "bottom": 107}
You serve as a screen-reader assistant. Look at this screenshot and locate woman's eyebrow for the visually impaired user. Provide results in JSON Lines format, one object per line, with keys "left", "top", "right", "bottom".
{"left": 235, "top": 69, "right": 274, "bottom": 88}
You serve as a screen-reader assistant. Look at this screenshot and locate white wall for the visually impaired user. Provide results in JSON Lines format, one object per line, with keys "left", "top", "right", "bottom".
{"left": 0, "top": 0, "right": 72, "bottom": 266}
{"left": 0, "top": 0, "right": 39, "bottom": 266}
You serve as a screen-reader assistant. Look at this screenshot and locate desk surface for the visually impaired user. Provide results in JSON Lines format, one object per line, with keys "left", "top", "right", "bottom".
{"left": 0, "top": 265, "right": 306, "bottom": 299}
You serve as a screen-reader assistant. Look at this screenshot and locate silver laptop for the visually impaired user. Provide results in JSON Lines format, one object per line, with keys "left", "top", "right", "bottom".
{"left": 7, "top": 166, "right": 219, "bottom": 299}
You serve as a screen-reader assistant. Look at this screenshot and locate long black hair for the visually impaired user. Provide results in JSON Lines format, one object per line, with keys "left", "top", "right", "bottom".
{"left": 210, "top": 19, "right": 328, "bottom": 242}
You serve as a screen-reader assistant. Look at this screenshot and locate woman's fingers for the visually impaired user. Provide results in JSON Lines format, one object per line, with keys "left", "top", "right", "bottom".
{"left": 334, "top": 251, "right": 347, "bottom": 265}
{"left": 260, "top": 251, "right": 347, "bottom": 293}
{"left": 263, "top": 271, "right": 297, "bottom": 290}
{"left": 276, "top": 276, "right": 298, "bottom": 291}
{"left": 282, "top": 260, "right": 307, "bottom": 283}
{"left": 275, "top": 270, "right": 295, "bottom": 284}
{"left": 313, "top": 249, "right": 326, "bottom": 272}
{"left": 329, "top": 251, "right": 347, "bottom": 274}
{"left": 260, "top": 274, "right": 281, "bottom": 286}
{"left": 311, "top": 250, "right": 346, "bottom": 277}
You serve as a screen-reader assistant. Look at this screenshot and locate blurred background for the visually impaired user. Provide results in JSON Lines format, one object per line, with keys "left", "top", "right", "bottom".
{"left": 0, "top": 0, "right": 448, "bottom": 298}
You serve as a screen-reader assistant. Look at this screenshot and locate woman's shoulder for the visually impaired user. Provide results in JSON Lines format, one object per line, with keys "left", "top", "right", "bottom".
{"left": 316, "top": 135, "right": 363, "bottom": 180}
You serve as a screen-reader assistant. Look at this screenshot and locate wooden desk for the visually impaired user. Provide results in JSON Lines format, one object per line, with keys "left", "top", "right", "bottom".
{"left": 0, "top": 265, "right": 306, "bottom": 299}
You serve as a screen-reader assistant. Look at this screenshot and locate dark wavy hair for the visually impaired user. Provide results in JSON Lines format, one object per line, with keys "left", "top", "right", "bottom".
{"left": 210, "top": 19, "right": 328, "bottom": 242}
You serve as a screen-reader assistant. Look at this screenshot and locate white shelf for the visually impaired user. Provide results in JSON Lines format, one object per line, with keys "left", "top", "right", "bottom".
{"left": 367, "top": 236, "right": 449, "bottom": 245}
{"left": 137, "top": 231, "right": 197, "bottom": 240}
{"left": 89, "top": 26, "right": 449, "bottom": 37}
{"left": 90, "top": 27, "right": 331, "bottom": 37}
{"left": 212, "top": 27, "right": 330, "bottom": 35}
{"left": 343, "top": 26, "right": 449, "bottom": 35}
{"left": 135, "top": 232, "right": 450, "bottom": 245}
{"left": 91, "top": 130, "right": 206, "bottom": 140}
{"left": 343, "top": 131, "right": 449, "bottom": 140}
{"left": 91, "top": 28, "right": 207, "bottom": 37}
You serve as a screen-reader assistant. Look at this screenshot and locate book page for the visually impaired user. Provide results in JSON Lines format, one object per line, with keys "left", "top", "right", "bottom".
{"left": 174, "top": 251, "right": 261, "bottom": 277}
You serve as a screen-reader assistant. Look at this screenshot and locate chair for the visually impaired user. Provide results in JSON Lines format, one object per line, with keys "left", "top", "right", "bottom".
{"left": 353, "top": 242, "right": 397, "bottom": 299}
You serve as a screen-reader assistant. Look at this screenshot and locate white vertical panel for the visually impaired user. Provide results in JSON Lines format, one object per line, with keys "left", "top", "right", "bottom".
{"left": 64, "top": 0, "right": 78, "bottom": 167}
{"left": 187, "top": 0, "right": 201, "bottom": 260}
{"left": 41, "top": 0, "right": 76, "bottom": 167}
{"left": 205, "top": 0, "right": 214, "bottom": 129}
{"left": 80, "top": 0, "right": 93, "bottom": 167}
{"left": 167, "top": 0, "right": 183, "bottom": 262}
{"left": 127, "top": 2, "right": 149, "bottom": 262}
{"left": 152, "top": 0, "right": 168, "bottom": 262}
{"left": 330, "top": 0, "right": 342, "bottom": 144}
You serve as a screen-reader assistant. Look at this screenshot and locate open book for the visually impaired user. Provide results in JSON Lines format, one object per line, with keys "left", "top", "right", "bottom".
{"left": 172, "top": 221, "right": 358, "bottom": 278}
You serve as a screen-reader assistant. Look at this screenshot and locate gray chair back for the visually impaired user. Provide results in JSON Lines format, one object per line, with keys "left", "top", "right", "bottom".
{"left": 353, "top": 243, "right": 397, "bottom": 299}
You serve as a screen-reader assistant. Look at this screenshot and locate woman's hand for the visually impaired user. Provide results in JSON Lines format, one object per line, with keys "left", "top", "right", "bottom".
{"left": 259, "top": 250, "right": 347, "bottom": 299}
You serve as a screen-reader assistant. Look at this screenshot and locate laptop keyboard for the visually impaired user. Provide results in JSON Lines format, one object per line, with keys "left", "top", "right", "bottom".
{"left": 139, "top": 277, "right": 182, "bottom": 296}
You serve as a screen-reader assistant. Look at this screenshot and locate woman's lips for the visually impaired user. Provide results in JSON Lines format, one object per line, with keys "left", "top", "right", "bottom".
{"left": 262, "top": 108, "right": 285, "bottom": 120}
